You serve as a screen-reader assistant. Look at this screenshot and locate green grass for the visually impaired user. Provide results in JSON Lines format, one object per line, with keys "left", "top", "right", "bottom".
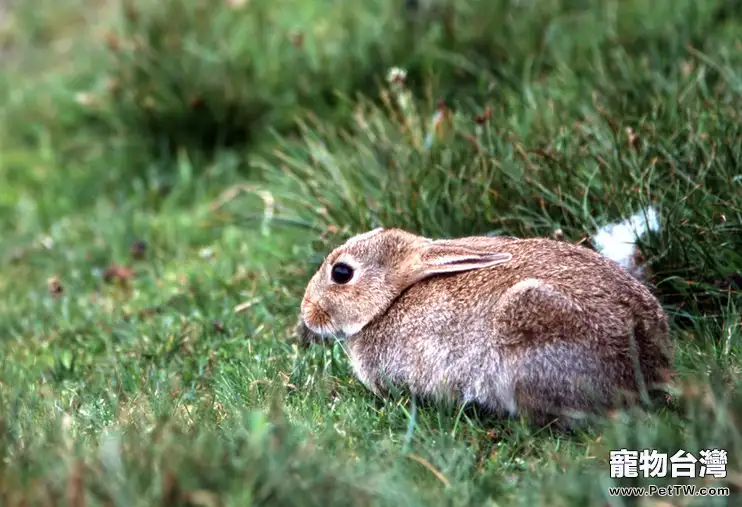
{"left": 1, "top": 0, "right": 741, "bottom": 505}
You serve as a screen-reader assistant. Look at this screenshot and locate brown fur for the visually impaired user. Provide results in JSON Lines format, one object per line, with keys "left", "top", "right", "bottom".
{"left": 299, "top": 228, "right": 674, "bottom": 428}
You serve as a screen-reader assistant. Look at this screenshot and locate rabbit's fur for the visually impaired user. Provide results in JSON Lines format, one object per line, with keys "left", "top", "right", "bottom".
{"left": 299, "top": 228, "right": 674, "bottom": 428}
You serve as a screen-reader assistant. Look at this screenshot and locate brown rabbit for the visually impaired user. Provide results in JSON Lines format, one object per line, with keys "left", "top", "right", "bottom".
{"left": 298, "top": 228, "right": 674, "bottom": 428}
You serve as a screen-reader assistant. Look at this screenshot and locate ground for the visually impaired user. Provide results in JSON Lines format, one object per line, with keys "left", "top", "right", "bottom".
{"left": 0, "top": 1, "right": 741, "bottom": 506}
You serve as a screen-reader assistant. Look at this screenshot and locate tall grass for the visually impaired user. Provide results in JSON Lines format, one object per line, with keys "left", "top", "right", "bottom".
{"left": 0, "top": 0, "right": 741, "bottom": 505}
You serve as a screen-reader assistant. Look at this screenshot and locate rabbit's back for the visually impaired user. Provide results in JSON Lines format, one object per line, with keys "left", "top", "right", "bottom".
{"left": 348, "top": 236, "right": 672, "bottom": 422}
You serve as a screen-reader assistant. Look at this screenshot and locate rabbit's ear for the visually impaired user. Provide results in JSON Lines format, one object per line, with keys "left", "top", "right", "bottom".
{"left": 404, "top": 242, "right": 512, "bottom": 283}
{"left": 345, "top": 228, "right": 385, "bottom": 247}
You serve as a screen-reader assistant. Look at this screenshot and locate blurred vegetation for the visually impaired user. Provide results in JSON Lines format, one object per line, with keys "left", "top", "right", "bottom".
{"left": 0, "top": 0, "right": 741, "bottom": 505}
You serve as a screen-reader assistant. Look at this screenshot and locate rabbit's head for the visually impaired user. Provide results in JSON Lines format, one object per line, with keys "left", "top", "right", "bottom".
{"left": 300, "top": 228, "right": 512, "bottom": 338}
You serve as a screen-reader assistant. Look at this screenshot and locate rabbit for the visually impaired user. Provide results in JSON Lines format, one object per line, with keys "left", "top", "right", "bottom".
{"left": 298, "top": 227, "right": 674, "bottom": 428}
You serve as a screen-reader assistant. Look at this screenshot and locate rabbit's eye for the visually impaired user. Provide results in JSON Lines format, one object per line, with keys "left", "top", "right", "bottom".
{"left": 331, "top": 263, "right": 354, "bottom": 284}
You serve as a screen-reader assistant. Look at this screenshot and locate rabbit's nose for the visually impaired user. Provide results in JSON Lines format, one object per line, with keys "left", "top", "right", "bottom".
{"left": 300, "top": 296, "right": 314, "bottom": 315}
{"left": 300, "top": 299, "right": 333, "bottom": 335}
{"left": 300, "top": 297, "right": 318, "bottom": 320}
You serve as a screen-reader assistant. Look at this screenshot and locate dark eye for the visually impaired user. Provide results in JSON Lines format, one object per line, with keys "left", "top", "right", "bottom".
{"left": 330, "top": 263, "right": 354, "bottom": 284}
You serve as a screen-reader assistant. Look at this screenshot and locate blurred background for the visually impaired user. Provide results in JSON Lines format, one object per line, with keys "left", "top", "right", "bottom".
{"left": 0, "top": 1, "right": 741, "bottom": 505}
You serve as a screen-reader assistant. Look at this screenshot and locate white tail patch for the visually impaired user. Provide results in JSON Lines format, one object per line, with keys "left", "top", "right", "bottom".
{"left": 592, "top": 206, "right": 660, "bottom": 272}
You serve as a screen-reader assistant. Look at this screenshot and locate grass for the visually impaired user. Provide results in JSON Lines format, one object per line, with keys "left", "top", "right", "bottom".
{"left": 1, "top": 0, "right": 741, "bottom": 505}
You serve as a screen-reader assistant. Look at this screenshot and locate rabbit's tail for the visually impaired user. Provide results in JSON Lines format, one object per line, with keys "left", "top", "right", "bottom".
{"left": 591, "top": 206, "right": 660, "bottom": 280}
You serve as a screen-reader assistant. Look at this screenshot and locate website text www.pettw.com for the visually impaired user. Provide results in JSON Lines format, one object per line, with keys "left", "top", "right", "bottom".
{"left": 608, "top": 484, "right": 730, "bottom": 497}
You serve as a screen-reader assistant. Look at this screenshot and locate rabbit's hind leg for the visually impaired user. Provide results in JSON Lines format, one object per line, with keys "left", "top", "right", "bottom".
{"left": 510, "top": 341, "right": 625, "bottom": 430}
{"left": 492, "top": 278, "right": 629, "bottom": 427}
{"left": 491, "top": 278, "right": 595, "bottom": 346}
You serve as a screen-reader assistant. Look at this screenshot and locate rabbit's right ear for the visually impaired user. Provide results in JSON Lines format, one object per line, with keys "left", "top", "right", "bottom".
{"left": 401, "top": 241, "right": 512, "bottom": 285}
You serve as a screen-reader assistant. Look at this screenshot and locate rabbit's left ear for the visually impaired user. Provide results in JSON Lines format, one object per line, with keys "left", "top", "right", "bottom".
{"left": 344, "top": 228, "right": 385, "bottom": 247}
{"left": 402, "top": 241, "right": 512, "bottom": 285}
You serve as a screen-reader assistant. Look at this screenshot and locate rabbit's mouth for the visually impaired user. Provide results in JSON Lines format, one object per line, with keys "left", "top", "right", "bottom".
{"left": 300, "top": 299, "right": 338, "bottom": 337}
